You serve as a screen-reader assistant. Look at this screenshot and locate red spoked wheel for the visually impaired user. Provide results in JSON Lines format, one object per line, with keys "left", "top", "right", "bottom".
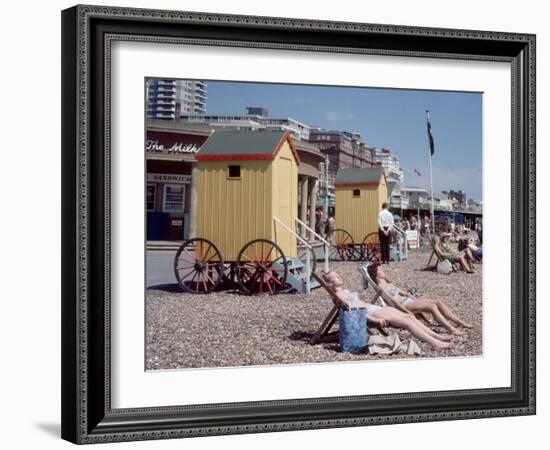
{"left": 330, "top": 229, "right": 355, "bottom": 261}
{"left": 174, "top": 238, "right": 224, "bottom": 293}
{"left": 362, "top": 232, "right": 382, "bottom": 262}
{"left": 236, "top": 239, "right": 288, "bottom": 295}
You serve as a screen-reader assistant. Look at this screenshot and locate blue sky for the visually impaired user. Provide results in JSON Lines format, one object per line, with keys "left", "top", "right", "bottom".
{"left": 204, "top": 81, "right": 482, "bottom": 201}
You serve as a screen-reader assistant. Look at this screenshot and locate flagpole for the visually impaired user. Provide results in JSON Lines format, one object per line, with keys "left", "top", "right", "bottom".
{"left": 426, "top": 110, "right": 435, "bottom": 235}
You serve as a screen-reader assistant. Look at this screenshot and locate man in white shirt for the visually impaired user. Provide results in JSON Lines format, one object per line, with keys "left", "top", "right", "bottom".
{"left": 377, "top": 202, "right": 394, "bottom": 264}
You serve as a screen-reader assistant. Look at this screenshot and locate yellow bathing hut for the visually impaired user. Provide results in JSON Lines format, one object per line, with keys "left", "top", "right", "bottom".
{"left": 331, "top": 167, "right": 388, "bottom": 260}
{"left": 174, "top": 130, "right": 300, "bottom": 295}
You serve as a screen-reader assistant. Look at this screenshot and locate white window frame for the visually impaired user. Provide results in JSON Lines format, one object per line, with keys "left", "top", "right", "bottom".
{"left": 162, "top": 183, "right": 186, "bottom": 213}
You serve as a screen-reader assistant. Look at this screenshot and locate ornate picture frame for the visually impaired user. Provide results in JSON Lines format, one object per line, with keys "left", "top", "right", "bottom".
{"left": 61, "top": 5, "right": 535, "bottom": 444}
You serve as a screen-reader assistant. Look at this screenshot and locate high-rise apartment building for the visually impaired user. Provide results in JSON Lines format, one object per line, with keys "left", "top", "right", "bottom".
{"left": 146, "top": 79, "right": 207, "bottom": 120}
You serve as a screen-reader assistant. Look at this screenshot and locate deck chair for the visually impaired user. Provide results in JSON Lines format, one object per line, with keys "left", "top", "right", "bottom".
{"left": 425, "top": 235, "right": 462, "bottom": 272}
{"left": 357, "top": 264, "right": 432, "bottom": 326}
{"left": 309, "top": 272, "right": 388, "bottom": 345}
{"left": 425, "top": 235, "right": 438, "bottom": 270}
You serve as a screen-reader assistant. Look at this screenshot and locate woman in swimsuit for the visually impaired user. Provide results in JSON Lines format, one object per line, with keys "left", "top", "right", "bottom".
{"left": 367, "top": 262, "right": 473, "bottom": 336}
{"left": 322, "top": 272, "right": 453, "bottom": 350}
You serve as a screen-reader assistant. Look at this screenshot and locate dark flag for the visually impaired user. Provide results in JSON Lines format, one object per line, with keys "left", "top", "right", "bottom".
{"left": 426, "top": 112, "right": 435, "bottom": 156}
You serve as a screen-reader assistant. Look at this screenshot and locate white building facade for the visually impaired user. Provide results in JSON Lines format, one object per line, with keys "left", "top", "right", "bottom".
{"left": 374, "top": 148, "right": 404, "bottom": 202}
{"left": 402, "top": 187, "right": 430, "bottom": 209}
{"left": 179, "top": 107, "right": 312, "bottom": 141}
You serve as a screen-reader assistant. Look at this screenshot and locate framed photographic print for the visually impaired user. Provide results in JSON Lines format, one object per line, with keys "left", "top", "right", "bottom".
{"left": 61, "top": 4, "right": 536, "bottom": 444}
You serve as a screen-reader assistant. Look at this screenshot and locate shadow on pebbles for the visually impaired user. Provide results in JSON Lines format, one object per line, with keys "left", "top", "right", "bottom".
{"left": 146, "top": 248, "right": 482, "bottom": 370}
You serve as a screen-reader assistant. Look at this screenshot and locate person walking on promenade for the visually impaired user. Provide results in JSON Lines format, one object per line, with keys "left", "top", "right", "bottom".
{"left": 377, "top": 202, "right": 393, "bottom": 264}
{"left": 325, "top": 212, "right": 335, "bottom": 244}
{"left": 409, "top": 214, "right": 417, "bottom": 231}
{"left": 424, "top": 215, "right": 431, "bottom": 235}
{"left": 315, "top": 207, "right": 323, "bottom": 236}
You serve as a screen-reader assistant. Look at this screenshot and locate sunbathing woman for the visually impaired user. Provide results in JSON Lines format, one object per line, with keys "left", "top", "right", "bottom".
{"left": 367, "top": 262, "right": 473, "bottom": 336}
{"left": 322, "top": 271, "right": 453, "bottom": 350}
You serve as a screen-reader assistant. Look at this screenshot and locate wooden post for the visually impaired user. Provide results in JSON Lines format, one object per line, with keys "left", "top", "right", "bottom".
{"left": 299, "top": 175, "right": 309, "bottom": 238}
{"left": 308, "top": 178, "right": 318, "bottom": 240}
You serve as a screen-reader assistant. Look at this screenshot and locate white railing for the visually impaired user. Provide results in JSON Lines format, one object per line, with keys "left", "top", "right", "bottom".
{"left": 295, "top": 217, "right": 330, "bottom": 274}
{"left": 393, "top": 225, "right": 408, "bottom": 260}
{"left": 274, "top": 217, "right": 311, "bottom": 294}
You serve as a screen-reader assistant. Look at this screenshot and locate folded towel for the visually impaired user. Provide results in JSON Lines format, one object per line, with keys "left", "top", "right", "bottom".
{"left": 406, "top": 339, "right": 423, "bottom": 356}
{"left": 367, "top": 334, "right": 423, "bottom": 356}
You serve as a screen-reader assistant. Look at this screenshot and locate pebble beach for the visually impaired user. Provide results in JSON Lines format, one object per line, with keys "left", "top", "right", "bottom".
{"left": 146, "top": 245, "right": 482, "bottom": 370}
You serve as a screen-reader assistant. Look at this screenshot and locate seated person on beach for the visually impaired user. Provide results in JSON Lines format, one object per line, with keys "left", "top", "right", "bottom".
{"left": 454, "top": 231, "right": 463, "bottom": 246}
{"left": 322, "top": 271, "right": 453, "bottom": 350}
{"left": 466, "top": 237, "right": 482, "bottom": 261}
{"left": 437, "top": 232, "right": 475, "bottom": 273}
{"left": 455, "top": 234, "right": 481, "bottom": 263}
{"left": 366, "top": 262, "right": 473, "bottom": 336}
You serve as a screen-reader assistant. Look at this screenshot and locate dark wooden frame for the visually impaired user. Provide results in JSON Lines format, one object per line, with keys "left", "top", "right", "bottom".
{"left": 61, "top": 5, "right": 536, "bottom": 444}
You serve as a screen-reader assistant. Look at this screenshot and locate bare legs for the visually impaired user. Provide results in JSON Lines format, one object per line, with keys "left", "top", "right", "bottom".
{"left": 405, "top": 298, "right": 473, "bottom": 335}
{"left": 415, "top": 319, "right": 453, "bottom": 342}
{"left": 463, "top": 248, "right": 476, "bottom": 271}
{"left": 372, "top": 308, "right": 452, "bottom": 350}
{"left": 456, "top": 254, "right": 474, "bottom": 273}
{"left": 431, "top": 298, "right": 473, "bottom": 328}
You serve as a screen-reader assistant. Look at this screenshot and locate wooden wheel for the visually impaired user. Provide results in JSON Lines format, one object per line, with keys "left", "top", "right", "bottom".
{"left": 330, "top": 229, "right": 355, "bottom": 261}
{"left": 362, "top": 232, "right": 382, "bottom": 262}
{"left": 173, "top": 238, "right": 224, "bottom": 293}
{"left": 222, "top": 263, "right": 237, "bottom": 282}
{"left": 236, "top": 239, "right": 288, "bottom": 295}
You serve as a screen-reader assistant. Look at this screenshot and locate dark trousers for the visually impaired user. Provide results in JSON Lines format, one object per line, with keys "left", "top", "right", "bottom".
{"left": 378, "top": 228, "right": 391, "bottom": 263}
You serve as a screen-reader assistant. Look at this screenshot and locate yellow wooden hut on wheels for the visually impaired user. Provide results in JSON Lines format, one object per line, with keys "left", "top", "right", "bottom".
{"left": 332, "top": 167, "right": 388, "bottom": 260}
{"left": 174, "top": 129, "right": 300, "bottom": 295}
